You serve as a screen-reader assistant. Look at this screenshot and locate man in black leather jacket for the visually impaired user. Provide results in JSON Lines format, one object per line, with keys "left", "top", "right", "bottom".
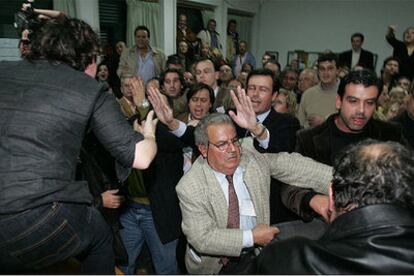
{"left": 253, "top": 139, "right": 414, "bottom": 274}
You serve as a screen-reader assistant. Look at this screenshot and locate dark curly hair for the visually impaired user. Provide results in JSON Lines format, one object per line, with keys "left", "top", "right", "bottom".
{"left": 26, "top": 17, "right": 99, "bottom": 71}
{"left": 159, "top": 68, "right": 184, "bottom": 88}
{"left": 186, "top": 82, "right": 215, "bottom": 107}
{"left": 332, "top": 139, "right": 414, "bottom": 212}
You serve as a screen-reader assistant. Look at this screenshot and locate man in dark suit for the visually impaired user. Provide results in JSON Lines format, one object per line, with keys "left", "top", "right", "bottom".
{"left": 234, "top": 69, "right": 300, "bottom": 154}
{"left": 339, "top": 32, "right": 374, "bottom": 70}
{"left": 254, "top": 139, "right": 414, "bottom": 274}
{"left": 233, "top": 69, "right": 301, "bottom": 223}
{"left": 281, "top": 69, "right": 407, "bottom": 222}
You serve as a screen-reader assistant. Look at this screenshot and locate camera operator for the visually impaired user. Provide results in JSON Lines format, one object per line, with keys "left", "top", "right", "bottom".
{"left": 0, "top": 10, "right": 157, "bottom": 275}
{"left": 16, "top": 2, "right": 64, "bottom": 57}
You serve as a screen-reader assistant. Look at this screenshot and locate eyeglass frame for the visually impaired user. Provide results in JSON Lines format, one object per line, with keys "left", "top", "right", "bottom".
{"left": 207, "top": 136, "right": 242, "bottom": 151}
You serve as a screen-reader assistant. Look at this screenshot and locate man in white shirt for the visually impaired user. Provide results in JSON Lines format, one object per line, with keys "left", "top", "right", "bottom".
{"left": 147, "top": 86, "right": 331, "bottom": 274}
{"left": 197, "top": 19, "right": 221, "bottom": 51}
{"left": 174, "top": 112, "right": 332, "bottom": 274}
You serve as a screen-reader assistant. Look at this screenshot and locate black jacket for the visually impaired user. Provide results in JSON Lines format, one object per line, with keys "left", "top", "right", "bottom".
{"left": 253, "top": 204, "right": 414, "bottom": 274}
{"left": 143, "top": 122, "right": 185, "bottom": 244}
{"left": 282, "top": 114, "right": 406, "bottom": 220}
{"left": 296, "top": 114, "right": 405, "bottom": 165}
{"left": 339, "top": 48, "right": 374, "bottom": 70}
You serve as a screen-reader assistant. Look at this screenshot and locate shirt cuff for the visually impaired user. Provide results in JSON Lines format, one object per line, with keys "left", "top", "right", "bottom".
{"left": 242, "top": 230, "right": 254, "bottom": 248}
{"left": 170, "top": 121, "right": 186, "bottom": 137}
{"left": 256, "top": 129, "right": 270, "bottom": 149}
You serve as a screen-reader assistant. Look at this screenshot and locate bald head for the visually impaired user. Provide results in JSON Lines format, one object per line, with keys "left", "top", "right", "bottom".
{"left": 331, "top": 139, "right": 414, "bottom": 218}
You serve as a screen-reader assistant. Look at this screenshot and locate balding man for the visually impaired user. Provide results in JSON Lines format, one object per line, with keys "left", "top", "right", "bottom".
{"left": 254, "top": 139, "right": 414, "bottom": 274}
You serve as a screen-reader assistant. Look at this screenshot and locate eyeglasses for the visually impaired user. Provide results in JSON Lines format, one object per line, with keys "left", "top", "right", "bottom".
{"left": 208, "top": 137, "right": 241, "bottom": 151}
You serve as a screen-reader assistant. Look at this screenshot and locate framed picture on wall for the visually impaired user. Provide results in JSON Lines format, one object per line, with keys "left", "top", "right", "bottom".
{"left": 265, "top": 51, "right": 279, "bottom": 62}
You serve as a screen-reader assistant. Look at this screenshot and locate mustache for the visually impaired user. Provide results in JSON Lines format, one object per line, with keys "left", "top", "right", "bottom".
{"left": 226, "top": 151, "right": 238, "bottom": 159}
{"left": 352, "top": 113, "right": 367, "bottom": 120}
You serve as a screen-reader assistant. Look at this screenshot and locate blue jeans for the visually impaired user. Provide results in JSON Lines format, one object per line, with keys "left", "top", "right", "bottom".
{"left": 0, "top": 202, "right": 114, "bottom": 274}
{"left": 119, "top": 201, "right": 178, "bottom": 274}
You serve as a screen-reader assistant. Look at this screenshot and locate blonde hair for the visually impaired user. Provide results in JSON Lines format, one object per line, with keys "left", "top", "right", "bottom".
{"left": 277, "top": 88, "right": 298, "bottom": 116}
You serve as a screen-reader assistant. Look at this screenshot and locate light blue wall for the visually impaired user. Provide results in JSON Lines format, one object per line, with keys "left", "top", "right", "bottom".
{"left": 0, "top": 39, "right": 20, "bottom": 61}
{"left": 257, "top": 0, "right": 414, "bottom": 73}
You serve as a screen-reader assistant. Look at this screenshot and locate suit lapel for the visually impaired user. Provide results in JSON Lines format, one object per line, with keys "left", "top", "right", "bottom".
{"left": 262, "top": 109, "right": 276, "bottom": 128}
{"left": 200, "top": 159, "right": 229, "bottom": 227}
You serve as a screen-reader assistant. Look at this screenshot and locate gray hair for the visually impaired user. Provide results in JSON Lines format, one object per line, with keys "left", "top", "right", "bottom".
{"left": 194, "top": 113, "right": 234, "bottom": 146}
{"left": 300, "top": 68, "right": 319, "bottom": 82}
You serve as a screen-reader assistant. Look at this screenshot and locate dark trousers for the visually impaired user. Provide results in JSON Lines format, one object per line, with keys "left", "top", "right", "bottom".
{"left": 0, "top": 202, "right": 114, "bottom": 274}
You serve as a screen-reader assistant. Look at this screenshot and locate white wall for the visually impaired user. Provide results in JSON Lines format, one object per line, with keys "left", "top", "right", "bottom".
{"left": 257, "top": 0, "right": 414, "bottom": 73}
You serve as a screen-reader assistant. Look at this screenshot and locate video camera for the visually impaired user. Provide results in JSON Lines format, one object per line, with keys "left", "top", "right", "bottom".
{"left": 13, "top": 0, "right": 39, "bottom": 39}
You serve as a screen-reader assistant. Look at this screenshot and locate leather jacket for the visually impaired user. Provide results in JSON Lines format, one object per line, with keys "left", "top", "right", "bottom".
{"left": 253, "top": 204, "right": 414, "bottom": 274}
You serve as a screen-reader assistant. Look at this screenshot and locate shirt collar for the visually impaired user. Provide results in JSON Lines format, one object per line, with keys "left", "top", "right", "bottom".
{"left": 212, "top": 166, "right": 244, "bottom": 183}
{"left": 256, "top": 109, "right": 271, "bottom": 123}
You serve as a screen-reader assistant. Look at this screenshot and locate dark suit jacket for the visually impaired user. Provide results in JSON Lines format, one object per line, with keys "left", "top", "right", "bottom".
{"left": 236, "top": 109, "right": 301, "bottom": 223}
{"left": 236, "top": 109, "right": 300, "bottom": 154}
{"left": 282, "top": 114, "right": 406, "bottom": 220}
{"left": 143, "top": 122, "right": 185, "bottom": 243}
{"left": 253, "top": 204, "right": 414, "bottom": 274}
{"left": 339, "top": 48, "right": 374, "bottom": 70}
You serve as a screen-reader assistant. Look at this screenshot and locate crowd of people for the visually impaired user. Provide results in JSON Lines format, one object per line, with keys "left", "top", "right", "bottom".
{"left": 1, "top": 6, "right": 414, "bottom": 275}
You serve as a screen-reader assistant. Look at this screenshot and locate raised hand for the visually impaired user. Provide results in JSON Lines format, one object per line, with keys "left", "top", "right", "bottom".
{"left": 388, "top": 25, "right": 397, "bottom": 33}
{"left": 228, "top": 86, "right": 257, "bottom": 132}
{"left": 141, "top": 110, "right": 158, "bottom": 138}
{"left": 130, "top": 76, "right": 146, "bottom": 108}
{"left": 147, "top": 86, "right": 179, "bottom": 130}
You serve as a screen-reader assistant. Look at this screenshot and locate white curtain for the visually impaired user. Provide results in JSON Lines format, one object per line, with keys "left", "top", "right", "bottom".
{"left": 126, "top": 0, "right": 161, "bottom": 48}
{"left": 228, "top": 14, "right": 252, "bottom": 45}
{"left": 53, "top": 0, "right": 77, "bottom": 18}
{"left": 200, "top": 10, "right": 214, "bottom": 30}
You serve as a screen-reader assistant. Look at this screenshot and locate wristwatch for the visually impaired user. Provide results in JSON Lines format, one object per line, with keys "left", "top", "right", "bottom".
{"left": 139, "top": 98, "right": 150, "bottom": 108}
{"left": 250, "top": 123, "right": 267, "bottom": 138}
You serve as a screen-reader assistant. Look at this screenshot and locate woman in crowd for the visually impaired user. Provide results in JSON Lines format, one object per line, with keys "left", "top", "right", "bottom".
{"left": 273, "top": 88, "right": 298, "bottom": 117}
{"left": 95, "top": 61, "right": 113, "bottom": 93}
{"left": 177, "top": 82, "right": 214, "bottom": 125}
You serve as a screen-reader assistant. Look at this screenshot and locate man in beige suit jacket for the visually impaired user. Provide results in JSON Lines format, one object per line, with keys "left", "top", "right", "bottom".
{"left": 117, "top": 25, "right": 166, "bottom": 83}
{"left": 176, "top": 113, "right": 331, "bottom": 274}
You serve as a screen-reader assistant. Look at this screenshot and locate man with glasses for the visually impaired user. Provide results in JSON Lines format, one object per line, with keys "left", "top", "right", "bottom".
{"left": 172, "top": 111, "right": 332, "bottom": 274}
{"left": 147, "top": 87, "right": 331, "bottom": 274}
